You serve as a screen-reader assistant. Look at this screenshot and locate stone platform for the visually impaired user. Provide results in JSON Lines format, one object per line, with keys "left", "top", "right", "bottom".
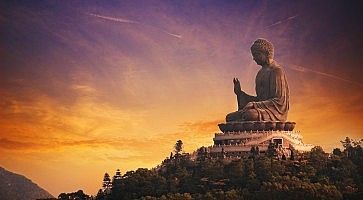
{"left": 218, "top": 121, "right": 296, "bottom": 132}
{"left": 207, "top": 121, "right": 313, "bottom": 157}
{"left": 210, "top": 130, "right": 313, "bottom": 153}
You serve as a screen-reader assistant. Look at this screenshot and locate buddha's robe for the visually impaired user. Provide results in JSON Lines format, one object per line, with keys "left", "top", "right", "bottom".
{"left": 226, "top": 62, "right": 289, "bottom": 122}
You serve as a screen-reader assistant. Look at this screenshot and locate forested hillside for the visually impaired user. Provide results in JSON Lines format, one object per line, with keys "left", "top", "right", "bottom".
{"left": 81, "top": 138, "right": 363, "bottom": 200}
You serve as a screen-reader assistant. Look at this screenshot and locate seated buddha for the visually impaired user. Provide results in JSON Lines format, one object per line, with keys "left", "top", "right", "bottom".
{"left": 226, "top": 38, "right": 289, "bottom": 122}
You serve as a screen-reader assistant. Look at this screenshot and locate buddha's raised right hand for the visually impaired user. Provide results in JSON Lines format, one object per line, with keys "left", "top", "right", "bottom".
{"left": 233, "top": 78, "right": 242, "bottom": 95}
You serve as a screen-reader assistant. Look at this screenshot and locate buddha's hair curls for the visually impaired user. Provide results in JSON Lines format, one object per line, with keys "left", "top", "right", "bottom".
{"left": 251, "top": 38, "right": 274, "bottom": 58}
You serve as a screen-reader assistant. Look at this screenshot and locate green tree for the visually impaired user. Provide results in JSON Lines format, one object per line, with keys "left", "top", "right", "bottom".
{"left": 341, "top": 137, "right": 352, "bottom": 149}
{"left": 102, "top": 172, "right": 112, "bottom": 192}
{"left": 250, "top": 146, "right": 259, "bottom": 159}
{"left": 95, "top": 189, "right": 105, "bottom": 200}
{"left": 309, "top": 146, "right": 327, "bottom": 172}
{"left": 58, "top": 193, "right": 68, "bottom": 200}
{"left": 333, "top": 148, "right": 342, "bottom": 156}
{"left": 114, "top": 169, "right": 122, "bottom": 180}
{"left": 92, "top": 137, "right": 363, "bottom": 199}
{"left": 266, "top": 142, "right": 276, "bottom": 168}
{"left": 174, "top": 140, "right": 183, "bottom": 155}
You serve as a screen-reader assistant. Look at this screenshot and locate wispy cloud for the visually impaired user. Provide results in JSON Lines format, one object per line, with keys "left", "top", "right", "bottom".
{"left": 0, "top": 138, "right": 42, "bottom": 150}
{"left": 265, "top": 14, "right": 299, "bottom": 29}
{"left": 161, "top": 30, "right": 182, "bottom": 39}
{"left": 71, "top": 84, "right": 96, "bottom": 94}
{"left": 87, "top": 13, "right": 138, "bottom": 24}
{"left": 288, "top": 65, "right": 363, "bottom": 87}
{"left": 0, "top": 137, "right": 161, "bottom": 151}
{"left": 87, "top": 13, "right": 182, "bottom": 39}
{"left": 180, "top": 119, "right": 222, "bottom": 133}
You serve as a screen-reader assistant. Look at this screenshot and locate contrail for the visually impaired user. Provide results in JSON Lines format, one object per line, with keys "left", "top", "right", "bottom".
{"left": 288, "top": 65, "right": 363, "bottom": 87}
{"left": 88, "top": 13, "right": 138, "bottom": 24}
{"left": 265, "top": 15, "right": 299, "bottom": 29}
{"left": 161, "top": 30, "right": 182, "bottom": 39}
{"left": 87, "top": 13, "right": 182, "bottom": 39}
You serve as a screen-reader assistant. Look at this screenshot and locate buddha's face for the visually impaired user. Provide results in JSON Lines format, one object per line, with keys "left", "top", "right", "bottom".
{"left": 252, "top": 50, "right": 269, "bottom": 66}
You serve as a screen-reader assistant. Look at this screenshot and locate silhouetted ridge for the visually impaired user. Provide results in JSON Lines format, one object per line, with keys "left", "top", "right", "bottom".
{"left": 0, "top": 166, "right": 54, "bottom": 200}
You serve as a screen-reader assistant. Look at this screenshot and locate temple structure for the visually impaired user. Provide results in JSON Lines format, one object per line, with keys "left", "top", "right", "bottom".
{"left": 208, "top": 39, "right": 313, "bottom": 158}
{"left": 208, "top": 121, "right": 313, "bottom": 157}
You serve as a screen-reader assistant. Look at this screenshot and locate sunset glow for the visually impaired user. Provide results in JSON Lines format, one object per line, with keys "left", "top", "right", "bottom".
{"left": 1, "top": 0, "right": 362, "bottom": 196}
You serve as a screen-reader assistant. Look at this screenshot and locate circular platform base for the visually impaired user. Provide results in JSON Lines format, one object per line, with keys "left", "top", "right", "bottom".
{"left": 218, "top": 121, "right": 296, "bottom": 132}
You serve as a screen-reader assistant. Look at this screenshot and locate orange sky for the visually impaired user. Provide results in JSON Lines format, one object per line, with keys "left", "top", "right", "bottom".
{"left": 1, "top": 0, "right": 363, "bottom": 196}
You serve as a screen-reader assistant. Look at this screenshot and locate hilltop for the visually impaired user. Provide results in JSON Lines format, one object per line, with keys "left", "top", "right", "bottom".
{"left": 0, "top": 167, "right": 53, "bottom": 200}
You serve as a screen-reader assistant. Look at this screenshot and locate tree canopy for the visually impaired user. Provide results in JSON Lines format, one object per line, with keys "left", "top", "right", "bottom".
{"left": 60, "top": 138, "right": 363, "bottom": 200}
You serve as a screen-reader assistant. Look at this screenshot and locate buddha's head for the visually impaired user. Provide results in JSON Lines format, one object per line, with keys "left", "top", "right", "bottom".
{"left": 250, "top": 38, "right": 274, "bottom": 66}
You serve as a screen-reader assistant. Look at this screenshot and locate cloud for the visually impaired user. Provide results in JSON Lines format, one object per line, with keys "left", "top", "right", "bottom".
{"left": 0, "top": 119, "right": 223, "bottom": 154}
{"left": 0, "top": 138, "right": 43, "bottom": 150}
{"left": 0, "top": 137, "right": 158, "bottom": 151}
{"left": 287, "top": 79, "right": 363, "bottom": 151}
{"left": 180, "top": 119, "right": 222, "bottom": 133}
{"left": 288, "top": 65, "right": 363, "bottom": 87}
{"left": 71, "top": 84, "right": 97, "bottom": 94}
{"left": 265, "top": 14, "right": 299, "bottom": 29}
{"left": 87, "top": 13, "right": 138, "bottom": 24}
{"left": 0, "top": 80, "right": 149, "bottom": 149}
{"left": 87, "top": 13, "right": 182, "bottom": 39}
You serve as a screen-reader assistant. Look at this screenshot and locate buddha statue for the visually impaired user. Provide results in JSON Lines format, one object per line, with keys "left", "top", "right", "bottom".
{"left": 226, "top": 38, "right": 289, "bottom": 122}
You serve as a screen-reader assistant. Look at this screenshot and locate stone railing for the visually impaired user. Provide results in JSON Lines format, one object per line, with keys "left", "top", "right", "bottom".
{"left": 214, "top": 130, "right": 303, "bottom": 141}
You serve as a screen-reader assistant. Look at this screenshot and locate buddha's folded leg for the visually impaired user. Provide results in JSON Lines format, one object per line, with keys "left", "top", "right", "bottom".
{"left": 226, "top": 108, "right": 261, "bottom": 122}
{"left": 241, "top": 109, "right": 259, "bottom": 121}
{"left": 242, "top": 109, "right": 275, "bottom": 121}
{"left": 226, "top": 111, "right": 243, "bottom": 122}
{"left": 226, "top": 107, "right": 274, "bottom": 122}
